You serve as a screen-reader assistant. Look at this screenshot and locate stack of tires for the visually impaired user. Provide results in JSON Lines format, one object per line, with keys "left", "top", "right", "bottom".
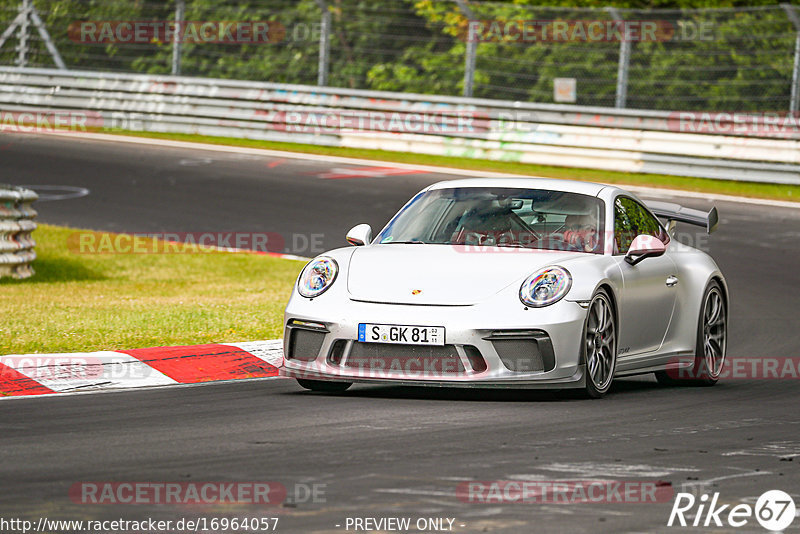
{"left": 0, "top": 184, "right": 38, "bottom": 279}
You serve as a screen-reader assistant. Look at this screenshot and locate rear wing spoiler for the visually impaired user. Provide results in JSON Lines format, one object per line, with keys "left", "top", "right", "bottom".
{"left": 645, "top": 201, "right": 719, "bottom": 234}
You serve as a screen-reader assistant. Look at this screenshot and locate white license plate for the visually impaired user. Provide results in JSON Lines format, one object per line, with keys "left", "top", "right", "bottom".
{"left": 358, "top": 323, "right": 445, "bottom": 346}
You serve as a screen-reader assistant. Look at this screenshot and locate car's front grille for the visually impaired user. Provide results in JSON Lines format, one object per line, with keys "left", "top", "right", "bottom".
{"left": 343, "top": 342, "right": 467, "bottom": 376}
{"left": 286, "top": 328, "right": 326, "bottom": 362}
{"left": 486, "top": 330, "right": 555, "bottom": 373}
{"left": 491, "top": 339, "right": 544, "bottom": 372}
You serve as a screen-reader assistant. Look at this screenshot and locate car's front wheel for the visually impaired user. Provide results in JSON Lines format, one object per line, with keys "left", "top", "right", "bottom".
{"left": 296, "top": 379, "right": 352, "bottom": 393}
{"left": 582, "top": 289, "right": 617, "bottom": 398}
{"left": 656, "top": 280, "right": 726, "bottom": 386}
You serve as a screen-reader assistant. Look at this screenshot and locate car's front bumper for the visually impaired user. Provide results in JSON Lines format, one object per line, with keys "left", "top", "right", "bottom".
{"left": 281, "top": 296, "right": 589, "bottom": 388}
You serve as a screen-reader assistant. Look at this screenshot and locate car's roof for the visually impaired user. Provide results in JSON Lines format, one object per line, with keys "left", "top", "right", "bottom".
{"left": 426, "top": 177, "right": 612, "bottom": 197}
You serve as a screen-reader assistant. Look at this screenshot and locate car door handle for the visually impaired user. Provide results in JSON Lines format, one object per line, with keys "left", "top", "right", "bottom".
{"left": 666, "top": 275, "right": 679, "bottom": 287}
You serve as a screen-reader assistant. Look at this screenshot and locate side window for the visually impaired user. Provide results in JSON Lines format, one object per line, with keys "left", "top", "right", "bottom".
{"left": 614, "top": 199, "right": 635, "bottom": 254}
{"left": 614, "top": 197, "right": 669, "bottom": 254}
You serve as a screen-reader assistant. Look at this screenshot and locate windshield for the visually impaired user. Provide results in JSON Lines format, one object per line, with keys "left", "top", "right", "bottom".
{"left": 375, "top": 187, "right": 605, "bottom": 254}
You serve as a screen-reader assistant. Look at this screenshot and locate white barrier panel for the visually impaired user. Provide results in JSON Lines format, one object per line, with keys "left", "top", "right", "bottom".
{"left": 1, "top": 67, "right": 799, "bottom": 184}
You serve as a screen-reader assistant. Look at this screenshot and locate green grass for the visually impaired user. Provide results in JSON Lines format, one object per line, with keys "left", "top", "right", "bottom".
{"left": 0, "top": 225, "right": 304, "bottom": 355}
{"left": 113, "top": 130, "right": 800, "bottom": 202}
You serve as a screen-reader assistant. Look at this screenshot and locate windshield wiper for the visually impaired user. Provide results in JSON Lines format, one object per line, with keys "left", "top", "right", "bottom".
{"left": 387, "top": 240, "right": 427, "bottom": 244}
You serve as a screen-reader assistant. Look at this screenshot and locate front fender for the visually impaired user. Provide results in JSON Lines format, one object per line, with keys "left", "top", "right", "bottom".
{"left": 560, "top": 255, "right": 623, "bottom": 303}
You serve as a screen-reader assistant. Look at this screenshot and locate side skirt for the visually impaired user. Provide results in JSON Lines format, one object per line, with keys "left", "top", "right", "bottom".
{"left": 614, "top": 350, "right": 695, "bottom": 377}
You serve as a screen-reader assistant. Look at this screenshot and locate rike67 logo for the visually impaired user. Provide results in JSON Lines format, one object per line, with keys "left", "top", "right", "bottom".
{"left": 668, "top": 490, "right": 796, "bottom": 531}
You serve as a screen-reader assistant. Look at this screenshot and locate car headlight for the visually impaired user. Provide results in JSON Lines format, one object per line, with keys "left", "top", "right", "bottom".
{"left": 519, "top": 266, "right": 572, "bottom": 307}
{"left": 298, "top": 256, "right": 338, "bottom": 298}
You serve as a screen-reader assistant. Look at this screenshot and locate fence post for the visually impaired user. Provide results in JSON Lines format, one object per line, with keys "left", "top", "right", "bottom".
{"left": 0, "top": 0, "right": 66, "bottom": 69}
{"left": 16, "top": 0, "right": 30, "bottom": 67}
{"left": 463, "top": 34, "right": 476, "bottom": 98}
{"left": 782, "top": 4, "right": 800, "bottom": 113}
{"left": 606, "top": 7, "right": 630, "bottom": 109}
{"left": 171, "top": 0, "right": 185, "bottom": 75}
{"left": 316, "top": 0, "right": 331, "bottom": 86}
{"left": 455, "top": 0, "right": 476, "bottom": 98}
{"left": 29, "top": 5, "right": 66, "bottom": 69}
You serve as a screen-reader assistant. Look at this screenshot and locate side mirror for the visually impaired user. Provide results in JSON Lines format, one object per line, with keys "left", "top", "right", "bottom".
{"left": 625, "top": 235, "right": 666, "bottom": 265}
{"left": 346, "top": 224, "right": 372, "bottom": 246}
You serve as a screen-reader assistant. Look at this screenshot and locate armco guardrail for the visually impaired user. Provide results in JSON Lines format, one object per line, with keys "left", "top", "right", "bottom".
{"left": 1, "top": 67, "right": 799, "bottom": 184}
{"left": 0, "top": 184, "right": 37, "bottom": 280}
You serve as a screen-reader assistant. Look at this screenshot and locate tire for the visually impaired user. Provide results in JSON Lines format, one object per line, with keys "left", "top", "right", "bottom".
{"left": 296, "top": 379, "right": 352, "bottom": 393}
{"left": 582, "top": 289, "right": 617, "bottom": 398}
{"left": 655, "top": 280, "right": 726, "bottom": 387}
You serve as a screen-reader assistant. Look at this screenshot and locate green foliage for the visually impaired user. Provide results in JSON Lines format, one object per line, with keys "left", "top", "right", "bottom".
{"left": 406, "top": 1, "right": 798, "bottom": 109}
{"left": 1, "top": 0, "right": 798, "bottom": 110}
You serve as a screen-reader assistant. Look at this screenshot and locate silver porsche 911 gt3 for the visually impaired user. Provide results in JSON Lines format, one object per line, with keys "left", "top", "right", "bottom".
{"left": 280, "top": 178, "right": 727, "bottom": 398}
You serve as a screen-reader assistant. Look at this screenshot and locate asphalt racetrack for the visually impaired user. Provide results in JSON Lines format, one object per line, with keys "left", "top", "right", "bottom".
{"left": 1, "top": 132, "right": 799, "bottom": 533}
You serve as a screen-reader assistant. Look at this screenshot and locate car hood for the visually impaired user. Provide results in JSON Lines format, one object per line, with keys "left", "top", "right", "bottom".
{"left": 346, "top": 244, "right": 581, "bottom": 305}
